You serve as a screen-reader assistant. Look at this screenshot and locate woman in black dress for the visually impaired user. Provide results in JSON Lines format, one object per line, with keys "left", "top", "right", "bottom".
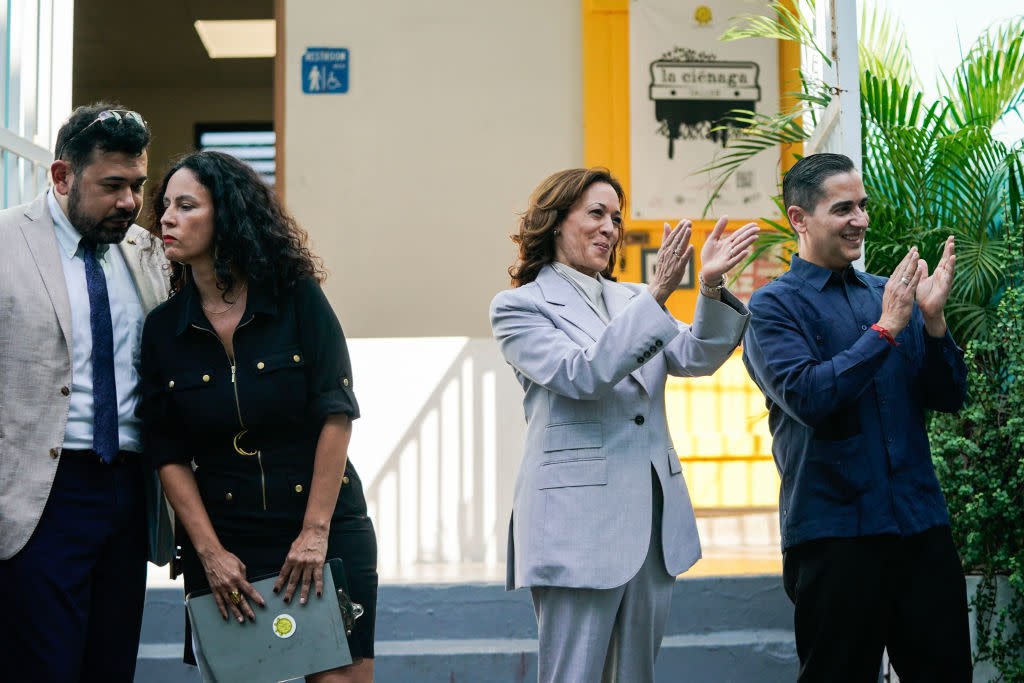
{"left": 138, "top": 151, "right": 377, "bottom": 682}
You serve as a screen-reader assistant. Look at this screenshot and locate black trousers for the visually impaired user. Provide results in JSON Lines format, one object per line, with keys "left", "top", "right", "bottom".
{"left": 783, "top": 526, "right": 972, "bottom": 683}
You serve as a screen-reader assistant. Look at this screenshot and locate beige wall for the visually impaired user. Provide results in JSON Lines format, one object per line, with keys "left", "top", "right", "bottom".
{"left": 284, "top": 0, "right": 583, "bottom": 337}
{"left": 71, "top": 86, "right": 273, "bottom": 196}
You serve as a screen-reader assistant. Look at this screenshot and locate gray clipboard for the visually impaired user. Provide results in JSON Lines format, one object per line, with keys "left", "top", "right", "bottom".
{"left": 185, "top": 558, "right": 360, "bottom": 683}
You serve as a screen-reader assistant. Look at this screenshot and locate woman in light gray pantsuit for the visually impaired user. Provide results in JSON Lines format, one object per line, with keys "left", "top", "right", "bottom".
{"left": 490, "top": 168, "right": 757, "bottom": 682}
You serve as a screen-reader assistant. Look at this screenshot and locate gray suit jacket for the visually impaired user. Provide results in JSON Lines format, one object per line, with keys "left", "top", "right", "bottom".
{"left": 0, "top": 193, "right": 173, "bottom": 563}
{"left": 490, "top": 265, "right": 750, "bottom": 590}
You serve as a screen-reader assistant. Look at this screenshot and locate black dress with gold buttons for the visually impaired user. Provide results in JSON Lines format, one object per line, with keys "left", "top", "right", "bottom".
{"left": 137, "top": 276, "right": 377, "bottom": 662}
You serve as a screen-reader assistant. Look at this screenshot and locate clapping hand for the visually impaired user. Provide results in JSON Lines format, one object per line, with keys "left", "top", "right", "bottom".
{"left": 699, "top": 216, "right": 759, "bottom": 286}
{"left": 916, "top": 235, "right": 956, "bottom": 337}
{"left": 648, "top": 219, "right": 695, "bottom": 305}
{"left": 877, "top": 247, "right": 923, "bottom": 338}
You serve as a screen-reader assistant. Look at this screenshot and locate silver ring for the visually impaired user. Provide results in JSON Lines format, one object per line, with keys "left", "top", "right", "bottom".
{"left": 728, "top": 250, "right": 735, "bottom": 258}
{"left": 672, "top": 250, "right": 679, "bottom": 256}
{"left": 901, "top": 277, "right": 910, "bottom": 285}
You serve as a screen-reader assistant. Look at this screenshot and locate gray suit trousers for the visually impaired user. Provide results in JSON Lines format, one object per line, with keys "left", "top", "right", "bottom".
{"left": 531, "top": 468, "right": 676, "bottom": 683}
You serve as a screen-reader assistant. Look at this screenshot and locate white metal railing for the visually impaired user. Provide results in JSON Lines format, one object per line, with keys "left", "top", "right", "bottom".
{"left": 0, "top": 127, "right": 52, "bottom": 204}
{"left": 361, "top": 339, "right": 524, "bottom": 574}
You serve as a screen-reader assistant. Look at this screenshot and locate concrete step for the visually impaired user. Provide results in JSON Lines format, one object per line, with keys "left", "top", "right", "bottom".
{"left": 373, "top": 630, "right": 797, "bottom": 682}
{"left": 136, "top": 574, "right": 797, "bottom": 681}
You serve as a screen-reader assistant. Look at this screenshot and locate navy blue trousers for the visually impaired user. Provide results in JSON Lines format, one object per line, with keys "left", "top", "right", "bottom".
{"left": 0, "top": 454, "right": 148, "bottom": 682}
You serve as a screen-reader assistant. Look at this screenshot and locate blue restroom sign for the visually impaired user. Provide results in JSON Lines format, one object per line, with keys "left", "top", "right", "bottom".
{"left": 302, "top": 47, "right": 349, "bottom": 94}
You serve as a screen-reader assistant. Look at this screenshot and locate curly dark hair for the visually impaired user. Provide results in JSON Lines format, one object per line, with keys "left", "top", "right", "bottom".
{"left": 54, "top": 102, "right": 151, "bottom": 173}
{"left": 149, "top": 151, "right": 325, "bottom": 298}
{"left": 508, "top": 168, "right": 625, "bottom": 287}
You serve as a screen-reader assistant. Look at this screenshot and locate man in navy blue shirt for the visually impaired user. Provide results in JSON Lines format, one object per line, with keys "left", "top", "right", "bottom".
{"left": 743, "top": 153, "right": 972, "bottom": 681}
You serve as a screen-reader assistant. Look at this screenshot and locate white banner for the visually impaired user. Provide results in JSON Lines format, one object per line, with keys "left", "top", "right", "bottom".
{"left": 629, "top": 0, "right": 780, "bottom": 220}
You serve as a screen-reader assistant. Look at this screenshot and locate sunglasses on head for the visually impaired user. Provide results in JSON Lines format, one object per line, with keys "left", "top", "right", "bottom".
{"left": 56, "top": 109, "right": 148, "bottom": 160}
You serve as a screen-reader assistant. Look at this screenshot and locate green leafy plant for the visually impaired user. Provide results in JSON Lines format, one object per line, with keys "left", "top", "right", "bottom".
{"left": 931, "top": 281, "right": 1024, "bottom": 682}
{"left": 706, "top": 1, "right": 1024, "bottom": 347}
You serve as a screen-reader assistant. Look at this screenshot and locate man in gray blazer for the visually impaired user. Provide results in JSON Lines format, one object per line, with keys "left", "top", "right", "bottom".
{"left": 0, "top": 103, "right": 170, "bottom": 682}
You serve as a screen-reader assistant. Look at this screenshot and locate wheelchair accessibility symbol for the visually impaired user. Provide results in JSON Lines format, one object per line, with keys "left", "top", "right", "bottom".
{"left": 302, "top": 47, "right": 349, "bottom": 94}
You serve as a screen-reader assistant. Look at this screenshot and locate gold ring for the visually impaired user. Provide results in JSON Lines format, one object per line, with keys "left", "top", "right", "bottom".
{"left": 229, "top": 590, "right": 242, "bottom": 606}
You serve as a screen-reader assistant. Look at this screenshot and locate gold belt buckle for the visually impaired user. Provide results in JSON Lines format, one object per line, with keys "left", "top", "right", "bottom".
{"left": 233, "top": 429, "right": 258, "bottom": 456}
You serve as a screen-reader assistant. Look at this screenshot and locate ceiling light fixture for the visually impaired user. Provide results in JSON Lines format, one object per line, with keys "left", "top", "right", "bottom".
{"left": 194, "top": 19, "right": 276, "bottom": 59}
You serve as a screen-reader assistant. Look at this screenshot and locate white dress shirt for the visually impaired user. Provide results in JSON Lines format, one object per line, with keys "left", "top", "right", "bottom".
{"left": 551, "top": 260, "right": 611, "bottom": 324}
{"left": 48, "top": 189, "right": 145, "bottom": 453}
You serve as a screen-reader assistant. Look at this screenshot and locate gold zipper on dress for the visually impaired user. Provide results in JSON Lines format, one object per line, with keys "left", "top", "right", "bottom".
{"left": 256, "top": 451, "right": 268, "bottom": 511}
{"left": 191, "top": 316, "right": 266, "bottom": 510}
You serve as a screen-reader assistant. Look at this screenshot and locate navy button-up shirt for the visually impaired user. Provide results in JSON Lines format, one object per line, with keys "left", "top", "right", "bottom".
{"left": 742, "top": 255, "right": 967, "bottom": 549}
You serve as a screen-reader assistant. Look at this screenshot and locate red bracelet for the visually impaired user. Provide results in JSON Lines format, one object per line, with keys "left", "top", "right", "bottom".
{"left": 870, "top": 324, "right": 899, "bottom": 346}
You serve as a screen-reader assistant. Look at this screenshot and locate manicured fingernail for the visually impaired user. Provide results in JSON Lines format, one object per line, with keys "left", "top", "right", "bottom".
{"left": 300, "top": 597, "right": 307, "bottom": 604}
{"left": 237, "top": 616, "right": 244, "bottom": 623}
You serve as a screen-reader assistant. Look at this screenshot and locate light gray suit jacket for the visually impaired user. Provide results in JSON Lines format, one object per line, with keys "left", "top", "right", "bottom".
{"left": 0, "top": 193, "right": 173, "bottom": 563}
{"left": 490, "top": 264, "right": 750, "bottom": 590}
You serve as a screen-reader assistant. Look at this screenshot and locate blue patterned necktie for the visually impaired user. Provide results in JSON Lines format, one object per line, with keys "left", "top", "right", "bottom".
{"left": 82, "top": 240, "right": 119, "bottom": 463}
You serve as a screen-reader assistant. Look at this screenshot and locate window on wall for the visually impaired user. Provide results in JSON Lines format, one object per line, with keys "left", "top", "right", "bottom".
{"left": 194, "top": 123, "right": 275, "bottom": 186}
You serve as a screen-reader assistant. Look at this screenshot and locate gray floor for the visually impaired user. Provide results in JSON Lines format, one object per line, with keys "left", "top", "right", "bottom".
{"left": 137, "top": 572, "right": 797, "bottom": 682}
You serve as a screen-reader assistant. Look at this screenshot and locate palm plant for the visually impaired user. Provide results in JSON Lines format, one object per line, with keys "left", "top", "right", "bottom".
{"left": 705, "top": 1, "right": 1024, "bottom": 345}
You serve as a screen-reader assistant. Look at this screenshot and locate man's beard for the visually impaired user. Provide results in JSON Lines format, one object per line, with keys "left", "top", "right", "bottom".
{"left": 67, "top": 181, "right": 138, "bottom": 244}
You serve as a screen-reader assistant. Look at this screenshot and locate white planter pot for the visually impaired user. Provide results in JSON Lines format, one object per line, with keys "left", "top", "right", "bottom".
{"left": 965, "top": 574, "right": 1022, "bottom": 683}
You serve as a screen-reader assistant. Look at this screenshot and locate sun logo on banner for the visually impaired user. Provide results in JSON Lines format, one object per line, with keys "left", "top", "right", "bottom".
{"left": 694, "top": 6, "right": 712, "bottom": 25}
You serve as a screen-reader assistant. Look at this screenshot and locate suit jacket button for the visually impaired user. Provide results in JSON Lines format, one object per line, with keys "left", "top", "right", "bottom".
{"left": 257, "top": 362, "right": 266, "bottom": 370}
{"left": 49, "top": 448, "right": 60, "bottom": 458}
{"left": 342, "top": 476, "right": 350, "bottom": 485}
{"left": 636, "top": 356, "right": 644, "bottom": 364}
{"left": 649, "top": 345, "right": 657, "bottom": 353}
{"left": 634, "top": 415, "right": 645, "bottom": 425}
{"left": 225, "top": 492, "right": 233, "bottom": 501}
{"left": 202, "top": 374, "right": 211, "bottom": 383}
{"left": 168, "top": 380, "right": 175, "bottom": 389}
{"left": 60, "top": 386, "right": 70, "bottom": 396}
{"left": 655, "top": 339, "right": 663, "bottom": 347}
{"left": 294, "top": 484, "right": 303, "bottom": 493}
{"left": 293, "top": 355, "right": 301, "bottom": 363}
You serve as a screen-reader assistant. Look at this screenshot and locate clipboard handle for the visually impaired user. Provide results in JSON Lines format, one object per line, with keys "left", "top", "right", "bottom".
{"left": 327, "top": 558, "right": 364, "bottom": 636}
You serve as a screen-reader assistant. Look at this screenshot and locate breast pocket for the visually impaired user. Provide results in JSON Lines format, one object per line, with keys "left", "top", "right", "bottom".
{"left": 249, "top": 347, "right": 308, "bottom": 415}
{"left": 164, "top": 369, "right": 221, "bottom": 426}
